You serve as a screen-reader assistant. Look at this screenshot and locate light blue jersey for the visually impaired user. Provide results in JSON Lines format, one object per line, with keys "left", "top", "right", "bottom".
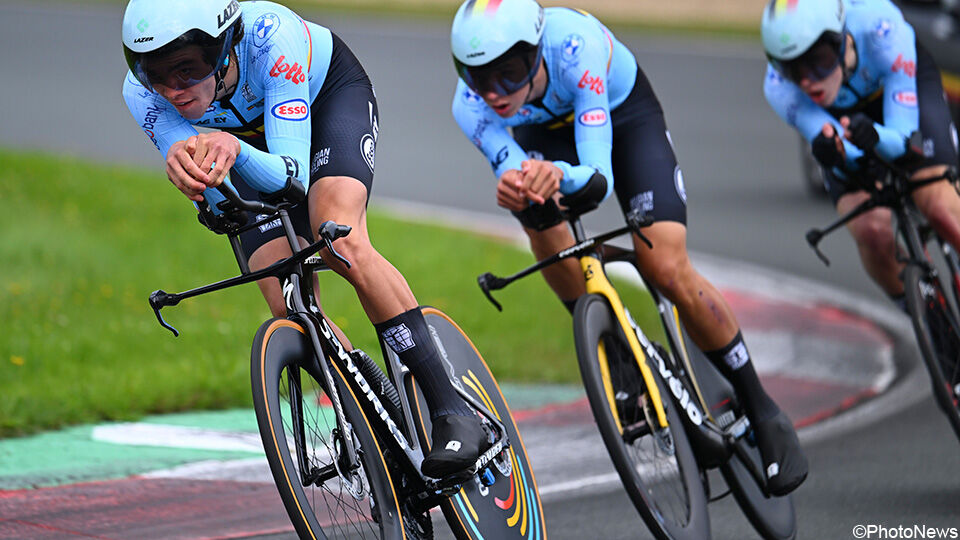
{"left": 452, "top": 8, "right": 639, "bottom": 200}
{"left": 123, "top": 1, "right": 333, "bottom": 209}
{"left": 764, "top": 0, "right": 919, "bottom": 168}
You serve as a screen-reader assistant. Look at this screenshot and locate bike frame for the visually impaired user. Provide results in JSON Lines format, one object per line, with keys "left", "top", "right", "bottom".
{"left": 149, "top": 185, "right": 509, "bottom": 503}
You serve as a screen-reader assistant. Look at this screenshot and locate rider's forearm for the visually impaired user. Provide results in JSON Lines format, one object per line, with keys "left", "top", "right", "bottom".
{"left": 233, "top": 138, "right": 309, "bottom": 194}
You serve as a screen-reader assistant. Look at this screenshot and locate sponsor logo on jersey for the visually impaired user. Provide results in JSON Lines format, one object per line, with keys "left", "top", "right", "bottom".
{"left": 894, "top": 90, "right": 918, "bottom": 107}
{"left": 217, "top": 0, "right": 240, "bottom": 29}
{"left": 141, "top": 104, "right": 165, "bottom": 149}
{"left": 253, "top": 13, "right": 281, "bottom": 47}
{"left": 271, "top": 98, "right": 309, "bottom": 121}
{"left": 492, "top": 145, "right": 509, "bottom": 169}
{"left": 578, "top": 70, "right": 605, "bottom": 95}
{"left": 462, "top": 88, "right": 483, "bottom": 106}
{"left": 674, "top": 165, "right": 687, "bottom": 205}
{"left": 240, "top": 83, "right": 256, "bottom": 102}
{"left": 561, "top": 34, "right": 583, "bottom": 63}
{"left": 270, "top": 55, "right": 307, "bottom": 84}
{"left": 360, "top": 134, "right": 376, "bottom": 172}
{"left": 578, "top": 107, "right": 608, "bottom": 126}
{"left": 874, "top": 19, "right": 892, "bottom": 39}
{"left": 892, "top": 53, "right": 916, "bottom": 77}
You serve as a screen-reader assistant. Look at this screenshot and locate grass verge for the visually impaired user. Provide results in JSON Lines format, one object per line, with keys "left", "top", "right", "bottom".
{"left": 0, "top": 149, "right": 662, "bottom": 437}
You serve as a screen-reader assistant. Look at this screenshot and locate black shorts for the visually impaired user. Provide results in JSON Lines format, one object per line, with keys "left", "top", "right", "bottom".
{"left": 231, "top": 32, "right": 380, "bottom": 261}
{"left": 512, "top": 65, "right": 687, "bottom": 228}
{"left": 823, "top": 42, "right": 959, "bottom": 203}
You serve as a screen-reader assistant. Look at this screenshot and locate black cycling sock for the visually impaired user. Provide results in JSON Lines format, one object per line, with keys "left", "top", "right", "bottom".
{"left": 375, "top": 307, "right": 473, "bottom": 420}
{"left": 704, "top": 331, "right": 779, "bottom": 423}
{"left": 562, "top": 298, "right": 578, "bottom": 315}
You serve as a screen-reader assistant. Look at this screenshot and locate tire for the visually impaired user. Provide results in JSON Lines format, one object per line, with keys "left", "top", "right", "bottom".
{"left": 403, "top": 308, "right": 546, "bottom": 540}
{"left": 573, "top": 294, "right": 709, "bottom": 540}
{"left": 903, "top": 264, "right": 960, "bottom": 443}
{"left": 251, "top": 318, "right": 405, "bottom": 539}
{"left": 721, "top": 441, "right": 797, "bottom": 540}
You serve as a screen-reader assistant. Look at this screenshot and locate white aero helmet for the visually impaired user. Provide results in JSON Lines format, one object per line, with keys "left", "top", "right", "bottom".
{"left": 761, "top": 0, "right": 847, "bottom": 83}
{"left": 451, "top": 0, "right": 545, "bottom": 95}
{"left": 122, "top": 0, "right": 242, "bottom": 92}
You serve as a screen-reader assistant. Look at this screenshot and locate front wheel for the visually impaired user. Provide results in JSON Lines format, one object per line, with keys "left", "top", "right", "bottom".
{"left": 403, "top": 307, "right": 547, "bottom": 540}
{"left": 573, "top": 294, "right": 709, "bottom": 540}
{"left": 251, "top": 318, "right": 405, "bottom": 539}
{"left": 903, "top": 264, "right": 960, "bottom": 443}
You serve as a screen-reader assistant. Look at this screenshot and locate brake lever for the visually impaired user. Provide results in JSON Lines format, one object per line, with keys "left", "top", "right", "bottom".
{"left": 477, "top": 273, "right": 504, "bottom": 312}
{"left": 805, "top": 229, "right": 831, "bottom": 266}
{"left": 149, "top": 290, "right": 181, "bottom": 337}
{"left": 626, "top": 209, "right": 654, "bottom": 249}
{"left": 318, "top": 221, "right": 352, "bottom": 269}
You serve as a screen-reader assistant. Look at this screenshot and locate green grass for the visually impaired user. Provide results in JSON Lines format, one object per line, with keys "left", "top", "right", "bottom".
{"left": 0, "top": 149, "right": 661, "bottom": 437}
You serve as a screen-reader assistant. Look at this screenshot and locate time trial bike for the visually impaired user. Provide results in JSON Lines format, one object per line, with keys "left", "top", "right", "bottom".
{"left": 148, "top": 182, "right": 545, "bottom": 539}
{"left": 806, "top": 136, "right": 960, "bottom": 444}
{"left": 478, "top": 203, "right": 797, "bottom": 540}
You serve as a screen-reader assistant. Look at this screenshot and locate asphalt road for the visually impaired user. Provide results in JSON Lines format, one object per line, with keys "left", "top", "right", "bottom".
{"left": 3, "top": 2, "right": 960, "bottom": 538}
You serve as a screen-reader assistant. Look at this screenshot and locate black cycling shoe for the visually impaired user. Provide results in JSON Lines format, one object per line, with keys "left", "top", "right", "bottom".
{"left": 421, "top": 414, "right": 488, "bottom": 479}
{"left": 753, "top": 410, "right": 808, "bottom": 496}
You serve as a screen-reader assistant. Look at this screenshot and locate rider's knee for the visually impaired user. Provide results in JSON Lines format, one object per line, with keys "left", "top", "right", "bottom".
{"left": 849, "top": 214, "right": 895, "bottom": 255}
{"left": 642, "top": 254, "right": 695, "bottom": 302}
{"left": 323, "top": 233, "right": 375, "bottom": 278}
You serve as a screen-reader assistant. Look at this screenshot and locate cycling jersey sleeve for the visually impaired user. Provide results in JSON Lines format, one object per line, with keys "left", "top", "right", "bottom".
{"left": 556, "top": 39, "right": 614, "bottom": 200}
{"left": 762, "top": 65, "right": 864, "bottom": 172}
{"left": 231, "top": 17, "right": 313, "bottom": 194}
{"left": 451, "top": 83, "right": 528, "bottom": 179}
{"left": 872, "top": 16, "right": 919, "bottom": 160}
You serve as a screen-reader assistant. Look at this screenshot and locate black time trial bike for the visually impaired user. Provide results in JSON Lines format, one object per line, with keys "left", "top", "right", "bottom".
{"left": 805, "top": 137, "right": 960, "bottom": 444}
{"left": 148, "top": 183, "right": 546, "bottom": 540}
{"left": 478, "top": 203, "right": 797, "bottom": 540}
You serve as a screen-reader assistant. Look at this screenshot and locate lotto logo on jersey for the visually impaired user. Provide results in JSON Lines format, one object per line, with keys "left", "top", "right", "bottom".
{"left": 894, "top": 90, "right": 918, "bottom": 107}
{"left": 578, "top": 70, "right": 605, "bottom": 95}
{"left": 270, "top": 55, "right": 307, "bottom": 84}
{"left": 578, "top": 107, "right": 608, "bottom": 127}
{"left": 892, "top": 54, "right": 916, "bottom": 77}
{"left": 271, "top": 99, "right": 309, "bottom": 121}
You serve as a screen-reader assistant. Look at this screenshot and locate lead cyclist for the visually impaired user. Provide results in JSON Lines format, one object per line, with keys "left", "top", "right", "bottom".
{"left": 120, "top": 0, "right": 487, "bottom": 478}
{"left": 449, "top": 0, "right": 807, "bottom": 495}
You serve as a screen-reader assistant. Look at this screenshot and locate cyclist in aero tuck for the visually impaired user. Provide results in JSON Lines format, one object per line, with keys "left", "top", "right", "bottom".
{"left": 121, "top": 0, "right": 487, "bottom": 478}
{"left": 763, "top": 0, "right": 960, "bottom": 311}
{"left": 450, "top": 0, "right": 808, "bottom": 495}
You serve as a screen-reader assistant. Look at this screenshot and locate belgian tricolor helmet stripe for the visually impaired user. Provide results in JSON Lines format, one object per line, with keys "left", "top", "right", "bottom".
{"left": 466, "top": 0, "right": 504, "bottom": 16}
{"left": 768, "top": 0, "right": 799, "bottom": 17}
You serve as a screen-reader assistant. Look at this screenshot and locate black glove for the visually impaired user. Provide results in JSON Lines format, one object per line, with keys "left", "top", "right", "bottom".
{"left": 811, "top": 131, "right": 845, "bottom": 169}
{"left": 845, "top": 113, "right": 880, "bottom": 152}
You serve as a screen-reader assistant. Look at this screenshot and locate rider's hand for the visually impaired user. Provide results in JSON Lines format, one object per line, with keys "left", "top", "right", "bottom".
{"left": 496, "top": 169, "right": 527, "bottom": 212}
{"left": 166, "top": 140, "right": 212, "bottom": 202}
{"left": 518, "top": 159, "right": 562, "bottom": 205}
{"left": 186, "top": 132, "right": 241, "bottom": 188}
{"left": 841, "top": 113, "right": 880, "bottom": 152}
{"left": 811, "top": 123, "right": 846, "bottom": 169}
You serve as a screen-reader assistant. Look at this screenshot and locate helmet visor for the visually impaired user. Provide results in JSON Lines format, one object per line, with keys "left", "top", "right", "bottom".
{"left": 770, "top": 31, "right": 845, "bottom": 85}
{"left": 125, "top": 27, "right": 234, "bottom": 92}
{"left": 455, "top": 41, "right": 542, "bottom": 96}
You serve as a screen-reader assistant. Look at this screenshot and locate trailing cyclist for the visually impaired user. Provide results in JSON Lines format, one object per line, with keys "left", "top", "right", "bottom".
{"left": 450, "top": 0, "right": 808, "bottom": 495}
{"left": 762, "top": 0, "right": 960, "bottom": 318}
{"left": 121, "top": 0, "right": 487, "bottom": 478}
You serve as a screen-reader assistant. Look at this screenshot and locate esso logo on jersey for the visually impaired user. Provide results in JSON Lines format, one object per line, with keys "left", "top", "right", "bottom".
{"left": 894, "top": 90, "right": 918, "bottom": 107}
{"left": 578, "top": 107, "right": 608, "bottom": 127}
{"left": 271, "top": 99, "right": 309, "bottom": 121}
